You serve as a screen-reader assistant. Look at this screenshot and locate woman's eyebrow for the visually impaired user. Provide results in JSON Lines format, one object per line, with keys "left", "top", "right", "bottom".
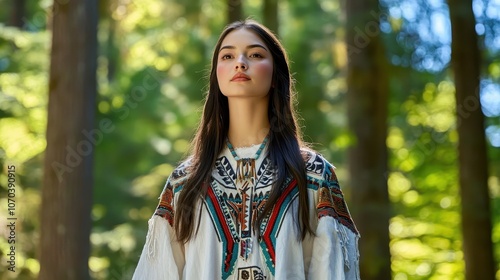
{"left": 219, "top": 44, "right": 268, "bottom": 52}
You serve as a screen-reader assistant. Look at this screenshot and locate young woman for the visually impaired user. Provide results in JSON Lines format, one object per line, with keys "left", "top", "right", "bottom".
{"left": 133, "top": 20, "right": 360, "bottom": 280}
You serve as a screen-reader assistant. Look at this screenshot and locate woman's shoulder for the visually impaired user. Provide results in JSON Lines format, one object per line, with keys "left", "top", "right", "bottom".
{"left": 168, "top": 156, "right": 194, "bottom": 187}
{"left": 300, "top": 147, "right": 337, "bottom": 182}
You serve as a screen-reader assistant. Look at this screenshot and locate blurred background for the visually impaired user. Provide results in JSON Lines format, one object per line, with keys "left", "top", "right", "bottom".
{"left": 0, "top": 0, "right": 499, "bottom": 279}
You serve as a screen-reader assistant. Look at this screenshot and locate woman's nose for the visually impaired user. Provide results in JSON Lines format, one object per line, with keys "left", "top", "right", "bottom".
{"left": 235, "top": 56, "right": 247, "bottom": 70}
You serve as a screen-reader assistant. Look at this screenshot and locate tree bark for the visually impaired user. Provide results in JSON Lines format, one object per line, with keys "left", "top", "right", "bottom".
{"left": 345, "top": 1, "right": 392, "bottom": 279}
{"left": 263, "top": 0, "right": 278, "bottom": 34}
{"left": 448, "top": 0, "right": 496, "bottom": 278}
{"left": 39, "top": 0, "right": 97, "bottom": 279}
{"left": 8, "top": 0, "right": 25, "bottom": 28}
{"left": 227, "top": 0, "right": 243, "bottom": 23}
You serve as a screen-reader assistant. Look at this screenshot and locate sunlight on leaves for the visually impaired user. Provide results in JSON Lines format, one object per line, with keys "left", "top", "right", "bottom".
{"left": 0, "top": 118, "right": 46, "bottom": 163}
{"left": 89, "top": 256, "right": 110, "bottom": 275}
{"left": 132, "top": 163, "right": 174, "bottom": 198}
{"left": 405, "top": 81, "right": 456, "bottom": 133}
{"left": 388, "top": 172, "right": 412, "bottom": 200}
{"left": 387, "top": 127, "right": 405, "bottom": 149}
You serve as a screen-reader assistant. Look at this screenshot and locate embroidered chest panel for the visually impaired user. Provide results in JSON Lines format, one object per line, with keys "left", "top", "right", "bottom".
{"left": 205, "top": 155, "right": 297, "bottom": 279}
{"left": 154, "top": 151, "right": 358, "bottom": 280}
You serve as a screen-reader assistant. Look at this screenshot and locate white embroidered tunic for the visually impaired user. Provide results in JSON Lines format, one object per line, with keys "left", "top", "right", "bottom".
{"left": 133, "top": 143, "right": 360, "bottom": 280}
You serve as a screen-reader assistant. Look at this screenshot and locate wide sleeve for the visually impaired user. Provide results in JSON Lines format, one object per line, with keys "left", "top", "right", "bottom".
{"left": 132, "top": 179, "right": 185, "bottom": 280}
{"left": 307, "top": 161, "right": 360, "bottom": 280}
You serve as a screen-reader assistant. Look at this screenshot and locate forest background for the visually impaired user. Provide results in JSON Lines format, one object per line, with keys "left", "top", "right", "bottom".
{"left": 0, "top": 0, "right": 499, "bottom": 279}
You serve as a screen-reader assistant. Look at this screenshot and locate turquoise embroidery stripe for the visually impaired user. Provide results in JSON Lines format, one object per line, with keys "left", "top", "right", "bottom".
{"left": 205, "top": 186, "right": 238, "bottom": 280}
{"left": 259, "top": 179, "right": 298, "bottom": 275}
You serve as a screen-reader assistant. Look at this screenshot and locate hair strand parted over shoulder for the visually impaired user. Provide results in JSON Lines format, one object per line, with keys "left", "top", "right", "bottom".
{"left": 174, "top": 19, "right": 313, "bottom": 242}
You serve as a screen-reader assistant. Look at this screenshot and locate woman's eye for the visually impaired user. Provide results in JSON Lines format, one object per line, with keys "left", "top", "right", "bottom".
{"left": 250, "top": 53, "right": 263, "bottom": 58}
{"left": 221, "top": 54, "right": 232, "bottom": 60}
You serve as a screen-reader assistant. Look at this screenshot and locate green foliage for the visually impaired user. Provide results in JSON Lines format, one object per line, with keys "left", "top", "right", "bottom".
{"left": 0, "top": 24, "right": 49, "bottom": 279}
{"left": 388, "top": 81, "right": 465, "bottom": 279}
{"left": 0, "top": 0, "right": 499, "bottom": 279}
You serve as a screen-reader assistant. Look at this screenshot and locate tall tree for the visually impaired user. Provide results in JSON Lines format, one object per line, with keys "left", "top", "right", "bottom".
{"left": 8, "top": 0, "right": 25, "bottom": 28}
{"left": 263, "top": 0, "right": 278, "bottom": 34}
{"left": 39, "top": 0, "right": 97, "bottom": 279}
{"left": 227, "top": 0, "right": 242, "bottom": 23}
{"left": 448, "top": 0, "right": 496, "bottom": 278}
{"left": 345, "top": 1, "right": 392, "bottom": 279}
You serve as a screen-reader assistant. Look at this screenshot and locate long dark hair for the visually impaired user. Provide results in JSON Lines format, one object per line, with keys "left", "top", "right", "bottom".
{"left": 175, "top": 19, "right": 313, "bottom": 242}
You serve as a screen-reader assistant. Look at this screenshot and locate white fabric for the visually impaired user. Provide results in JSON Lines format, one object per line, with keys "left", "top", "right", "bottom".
{"left": 308, "top": 217, "right": 360, "bottom": 280}
{"left": 234, "top": 144, "right": 263, "bottom": 158}
{"left": 132, "top": 216, "right": 184, "bottom": 280}
{"left": 132, "top": 145, "right": 360, "bottom": 280}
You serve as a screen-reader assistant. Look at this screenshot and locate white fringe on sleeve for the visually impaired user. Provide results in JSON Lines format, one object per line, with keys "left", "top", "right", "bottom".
{"left": 307, "top": 216, "right": 360, "bottom": 280}
{"left": 132, "top": 215, "right": 183, "bottom": 280}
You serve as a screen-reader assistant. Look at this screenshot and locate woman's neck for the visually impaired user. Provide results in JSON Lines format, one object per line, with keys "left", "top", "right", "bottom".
{"left": 227, "top": 97, "right": 270, "bottom": 148}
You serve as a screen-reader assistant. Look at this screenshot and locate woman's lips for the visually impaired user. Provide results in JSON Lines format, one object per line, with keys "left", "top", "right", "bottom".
{"left": 231, "top": 73, "right": 251, "bottom": 81}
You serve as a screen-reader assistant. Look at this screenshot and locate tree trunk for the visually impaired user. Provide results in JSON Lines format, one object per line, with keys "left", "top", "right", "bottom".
{"left": 9, "top": 0, "right": 25, "bottom": 28}
{"left": 263, "top": 0, "right": 278, "bottom": 34}
{"left": 39, "top": 0, "right": 97, "bottom": 279}
{"left": 227, "top": 0, "right": 243, "bottom": 23}
{"left": 345, "top": 1, "right": 392, "bottom": 279}
{"left": 448, "top": 0, "right": 496, "bottom": 278}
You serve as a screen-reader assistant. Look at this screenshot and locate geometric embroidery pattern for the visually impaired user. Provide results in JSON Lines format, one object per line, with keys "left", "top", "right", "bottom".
{"left": 304, "top": 151, "right": 359, "bottom": 235}
{"left": 237, "top": 266, "right": 266, "bottom": 280}
{"left": 258, "top": 177, "right": 297, "bottom": 274}
{"left": 153, "top": 149, "right": 359, "bottom": 279}
{"left": 205, "top": 155, "right": 300, "bottom": 278}
{"left": 154, "top": 159, "right": 191, "bottom": 226}
{"left": 204, "top": 155, "right": 277, "bottom": 279}
{"left": 155, "top": 181, "right": 175, "bottom": 226}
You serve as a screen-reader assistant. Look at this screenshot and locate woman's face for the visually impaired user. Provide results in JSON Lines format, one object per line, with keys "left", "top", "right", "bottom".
{"left": 216, "top": 28, "right": 274, "bottom": 99}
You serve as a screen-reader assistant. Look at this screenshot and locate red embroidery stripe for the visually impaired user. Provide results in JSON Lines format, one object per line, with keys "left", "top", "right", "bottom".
{"left": 206, "top": 187, "right": 235, "bottom": 272}
{"left": 262, "top": 179, "right": 297, "bottom": 266}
